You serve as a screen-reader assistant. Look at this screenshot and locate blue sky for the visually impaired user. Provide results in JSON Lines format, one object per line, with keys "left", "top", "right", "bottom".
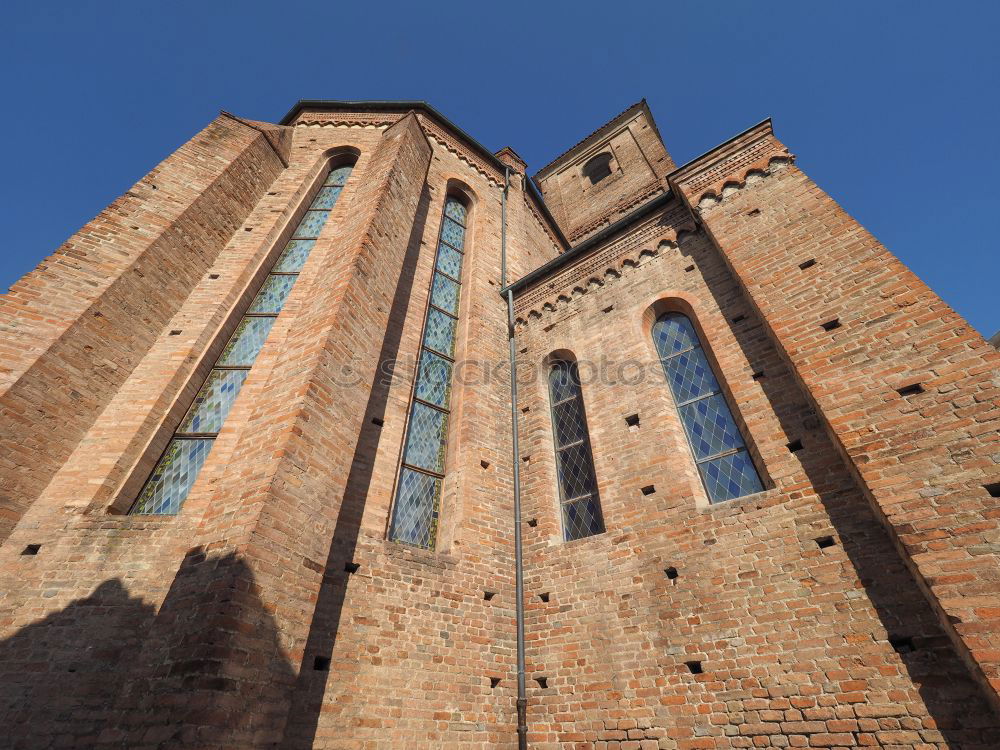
{"left": 3, "top": 1, "right": 998, "bottom": 334}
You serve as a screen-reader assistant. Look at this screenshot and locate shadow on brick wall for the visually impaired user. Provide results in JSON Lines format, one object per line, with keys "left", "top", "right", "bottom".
{"left": 279, "top": 184, "right": 433, "bottom": 749}
{"left": 0, "top": 549, "right": 299, "bottom": 748}
{"left": 686, "top": 236, "right": 1000, "bottom": 746}
{"left": 0, "top": 579, "right": 154, "bottom": 748}
{"left": 99, "top": 548, "right": 299, "bottom": 747}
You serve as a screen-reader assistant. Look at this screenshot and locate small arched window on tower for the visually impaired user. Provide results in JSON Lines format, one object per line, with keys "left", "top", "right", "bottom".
{"left": 388, "top": 194, "right": 470, "bottom": 549}
{"left": 652, "top": 312, "right": 764, "bottom": 503}
{"left": 582, "top": 152, "right": 613, "bottom": 185}
{"left": 548, "top": 359, "right": 605, "bottom": 540}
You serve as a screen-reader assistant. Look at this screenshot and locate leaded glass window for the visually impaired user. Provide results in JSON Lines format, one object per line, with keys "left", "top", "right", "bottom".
{"left": 388, "top": 197, "right": 469, "bottom": 549}
{"left": 652, "top": 312, "right": 764, "bottom": 503}
{"left": 548, "top": 360, "right": 605, "bottom": 541}
{"left": 130, "top": 163, "right": 354, "bottom": 514}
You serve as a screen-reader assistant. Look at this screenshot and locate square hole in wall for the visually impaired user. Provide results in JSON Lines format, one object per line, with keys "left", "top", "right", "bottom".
{"left": 889, "top": 636, "right": 915, "bottom": 654}
{"left": 344, "top": 562, "right": 360, "bottom": 574}
{"left": 480, "top": 459, "right": 490, "bottom": 469}
{"left": 664, "top": 566, "right": 678, "bottom": 580}
{"left": 641, "top": 485, "right": 656, "bottom": 496}
{"left": 490, "top": 677, "right": 501, "bottom": 689}
{"left": 815, "top": 535, "right": 835, "bottom": 549}
{"left": 685, "top": 660, "right": 703, "bottom": 675}
{"left": 896, "top": 383, "right": 925, "bottom": 397}
{"left": 624, "top": 414, "right": 640, "bottom": 429}
{"left": 820, "top": 318, "right": 841, "bottom": 331}
{"left": 534, "top": 677, "right": 548, "bottom": 689}
{"left": 313, "top": 656, "right": 330, "bottom": 671}
{"left": 751, "top": 371, "right": 765, "bottom": 381}
{"left": 786, "top": 439, "right": 804, "bottom": 453}
{"left": 985, "top": 482, "right": 1000, "bottom": 498}
{"left": 483, "top": 591, "right": 496, "bottom": 601}
{"left": 21, "top": 544, "right": 41, "bottom": 556}
{"left": 371, "top": 417, "right": 384, "bottom": 427}
{"left": 798, "top": 258, "right": 817, "bottom": 270}
{"left": 527, "top": 518, "right": 538, "bottom": 528}
{"left": 208, "top": 273, "right": 220, "bottom": 280}
{"left": 538, "top": 592, "right": 550, "bottom": 603}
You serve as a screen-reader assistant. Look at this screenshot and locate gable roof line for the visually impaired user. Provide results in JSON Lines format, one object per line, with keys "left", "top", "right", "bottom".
{"left": 532, "top": 100, "right": 649, "bottom": 180}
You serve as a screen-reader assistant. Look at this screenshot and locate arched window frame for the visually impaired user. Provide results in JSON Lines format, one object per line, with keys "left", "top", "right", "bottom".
{"left": 546, "top": 356, "right": 605, "bottom": 541}
{"left": 582, "top": 152, "right": 614, "bottom": 185}
{"left": 387, "top": 190, "right": 472, "bottom": 549}
{"left": 126, "top": 154, "right": 358, "bottom": 515}
{"left": 651, "top": 311, "right": 764, "bottom": 504}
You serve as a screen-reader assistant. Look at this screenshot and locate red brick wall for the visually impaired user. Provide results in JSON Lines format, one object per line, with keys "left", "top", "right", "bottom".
{"left": 1, "top": 103, "right": 997, "bottom": 750}
{"left": 512, "top": 203, "right": 1000, "bottom": 748}
{"left": 0, "top": 111, "right": 559, "bottom": 749}
{"left": 671, "top": 122, "right": 1000, "bottom": 714}
{"left": 0, "top": 113, "right": 289, "bottom": 542}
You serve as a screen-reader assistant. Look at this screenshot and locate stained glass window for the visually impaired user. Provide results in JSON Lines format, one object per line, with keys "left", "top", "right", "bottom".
{"left": 388, "top": 197, "right": 468, "bottom": 549}
{"left": 548, "top": 360, "right": 605, "bottom": 541}
{"left": 652, "top": 312, "right": 764, "bottom": 503}
{"left": 130, "top": 162, "right": 355, "bottom": 514}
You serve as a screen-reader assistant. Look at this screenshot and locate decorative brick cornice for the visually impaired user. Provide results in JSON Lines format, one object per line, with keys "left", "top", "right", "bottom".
{"left": 669, "top": 119, "right": 794, "bottom": 207}
{"left": 294, "top": 112, "right": 568, "bottom": 250}
{"left": 513, "top": 202, "right": 697, "bottom": 325}
{"left": 294, "top": 112, "right": 506, "bottom": 186}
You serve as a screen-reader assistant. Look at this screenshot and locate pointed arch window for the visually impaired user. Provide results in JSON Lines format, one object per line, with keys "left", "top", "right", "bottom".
{"left": 652, "top": 312, "right": 764, "bottom": 503}
{"left": 388, "top": 196, "right": 469, "bottom": 549}
{"left": 548, "top": 359, "right": 605, "bottom": 541}
{"left": 130, "top": 162, "right": 355, "bottom": 514}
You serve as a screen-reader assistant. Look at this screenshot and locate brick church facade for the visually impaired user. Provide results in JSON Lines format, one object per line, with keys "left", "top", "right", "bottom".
{"left": 1, "top": 99, "right": 999, "bottom": 749}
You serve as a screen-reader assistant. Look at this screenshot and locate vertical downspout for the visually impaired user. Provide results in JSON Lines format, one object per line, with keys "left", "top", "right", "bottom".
{"left": 501, "top": 166, "right": 528, "bottom": 749}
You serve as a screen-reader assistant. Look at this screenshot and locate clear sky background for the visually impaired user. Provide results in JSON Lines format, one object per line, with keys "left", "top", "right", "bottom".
{"left": 2, "top": 1, "right": 998, "bottom": 334}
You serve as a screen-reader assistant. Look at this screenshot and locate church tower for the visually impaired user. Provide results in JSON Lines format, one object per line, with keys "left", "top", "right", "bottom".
{"left": 1, "top": 99, "right": 999, "bottom": 749}
{"left": 533, "top": 100, "right": 674, "bottom": 244}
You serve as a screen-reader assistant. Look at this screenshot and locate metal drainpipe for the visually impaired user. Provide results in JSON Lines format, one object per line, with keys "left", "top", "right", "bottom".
{"left": 501, "top": 165, "right": 529, "bottom": 749}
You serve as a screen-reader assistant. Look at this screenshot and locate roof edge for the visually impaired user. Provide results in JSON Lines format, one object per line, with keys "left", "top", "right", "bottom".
{"left": 279, "top": 99, "right": 568, "bottom": 250}
{"left": 280, "top": 99, "right": 505, "bottom": 170}
{"left": 533, "top": 100, "right": 649, "bottom": 180}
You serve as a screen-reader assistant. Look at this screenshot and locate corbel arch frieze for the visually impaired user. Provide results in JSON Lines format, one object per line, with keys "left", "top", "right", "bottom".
{"left": 512, "top": 204, "right": 698, "bottom": 325}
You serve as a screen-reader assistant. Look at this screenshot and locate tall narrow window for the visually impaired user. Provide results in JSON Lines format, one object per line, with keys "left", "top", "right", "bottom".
{"left": 388, "top": 196, "right": 469, "bottom": 548}
{"left": 130, "top": 162, "right": 355, "bottom": 515}
{"left": 548, "top": 360, "right": 604, "bottom": 541}
{"left": 652, "top": 312, "right": 764, "bottom": 503}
